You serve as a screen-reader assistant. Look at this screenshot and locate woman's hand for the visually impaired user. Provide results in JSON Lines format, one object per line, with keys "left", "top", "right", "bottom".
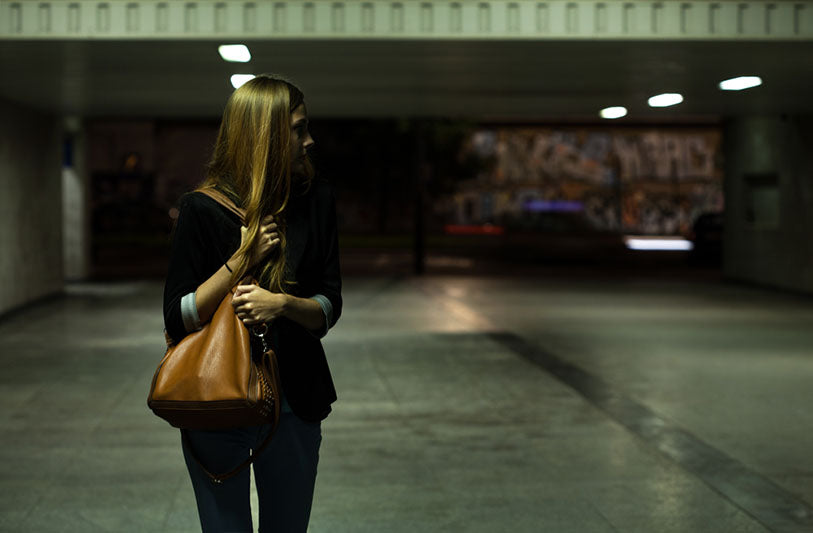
{"left": 236, "top": 215, "right": 280, "bottom": 268}
{"left": 231, "top": 284, "right": 290, "bottom": 326}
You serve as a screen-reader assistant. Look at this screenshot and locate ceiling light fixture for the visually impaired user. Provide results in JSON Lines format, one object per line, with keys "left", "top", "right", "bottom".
{"left": 230, "top": 74, "right": 255, "bottom": 89}
{"left": 647, "top": 93, "right": 684, "bottom": 108}
{"left": 600, "top": 106, "right": 627, "bottom": 119}
{"left": 719, "top": 76, "right": 762, "bottom": 91}
{"left": 218, "top": 44, "right": 251, "bottom": 63}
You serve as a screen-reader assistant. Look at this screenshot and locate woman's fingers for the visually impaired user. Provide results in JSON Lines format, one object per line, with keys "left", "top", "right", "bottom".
{"left": 232, "top": 290, "right": 250, "bottom": 303}
{"left": 258, "top": 223, "right": 278, "bottom": 239}
{"left": 234, "top": 306, "right": 255, "bottom": 322}
{"left": 259, "top": 227, "right": 278, "bottom": 240}
{"left": 260, "top": 233, "right": 280, "bottom": 247}
{"left": 248, "top": 218, "right": 280, "bottom": 264}
{"left": 259, "top": 218, "right": 276, "bottom": 232}
{"left": 235, "top": 309, "right": 260, "bottom": 325}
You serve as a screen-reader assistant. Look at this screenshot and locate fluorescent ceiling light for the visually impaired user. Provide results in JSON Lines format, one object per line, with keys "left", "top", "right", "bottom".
{"left": 719, "top": 76, "right": 762, "bottom": 91}
{"left": 624, "top": 236, "right": 694, "bottom": 251}
{"left": 218, "top": 44, "right": 251, "bottom": 63}
{"left": 647, "top": 93, "right": 684, "bottom": 108}
{"left": 230, "top": 74, "right": 255, "bottom": 89}
{"left": 600, "top": 106, "right": 627, "bottom": 119}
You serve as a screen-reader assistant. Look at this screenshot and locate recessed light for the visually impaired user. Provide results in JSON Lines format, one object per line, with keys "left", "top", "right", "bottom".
{"left": 230, "top": 74, "right": 255, "bottom": 89}
{"left": 648, "top": 93, "right": 684, "bottom": 108}
{"left": 719, "top": 76, "right": 762, "bottom": 91}
{"left": 218, "top": 44, "right": 251, "bottom": 63}
{"left": 600, "top": 106, "right": 627, "bottom": 119}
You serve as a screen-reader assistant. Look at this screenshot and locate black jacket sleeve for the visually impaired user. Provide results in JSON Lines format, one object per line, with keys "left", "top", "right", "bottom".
{"left": 162, "top": 193, "right": 224, "bottom": 344}
{"left": 164, "top": 194, "right": 204, "bottom": 342}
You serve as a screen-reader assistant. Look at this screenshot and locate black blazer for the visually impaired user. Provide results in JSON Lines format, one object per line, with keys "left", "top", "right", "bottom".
{"left": 163, "top": 178, "right": 342, "bottom": 422}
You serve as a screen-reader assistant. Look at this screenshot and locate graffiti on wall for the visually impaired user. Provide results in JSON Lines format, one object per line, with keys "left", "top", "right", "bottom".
{"left": 451, "top": 127, "right": 723, "bottom": 235}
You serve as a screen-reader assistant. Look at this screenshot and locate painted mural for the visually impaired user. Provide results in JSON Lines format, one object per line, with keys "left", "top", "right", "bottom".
{"left": 447, "top": 127, "right": 723, "bottom": 235}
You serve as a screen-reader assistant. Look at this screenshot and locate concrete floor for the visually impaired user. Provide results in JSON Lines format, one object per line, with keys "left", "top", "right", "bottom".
{"left": 1, "top": 270, "right": 812, "bottom": 532}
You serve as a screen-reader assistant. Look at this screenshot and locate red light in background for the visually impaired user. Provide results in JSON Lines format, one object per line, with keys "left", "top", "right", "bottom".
{"left": 444, "top": 224, "right": 505, "bottom": 236}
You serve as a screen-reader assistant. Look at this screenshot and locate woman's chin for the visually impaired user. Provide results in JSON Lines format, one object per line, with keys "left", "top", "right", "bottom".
{"left": 292, "top": 158, "right": 315, "bottom": 181}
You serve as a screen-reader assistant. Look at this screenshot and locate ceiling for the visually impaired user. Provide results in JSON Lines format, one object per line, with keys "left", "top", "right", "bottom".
{"left": 0, "top": 39, "right": 811, "bottom": 121}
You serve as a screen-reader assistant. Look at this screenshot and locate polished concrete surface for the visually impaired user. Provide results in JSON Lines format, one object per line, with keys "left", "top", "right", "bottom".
{"left": 1, "top": 271, "right": 812, "bottom": 532}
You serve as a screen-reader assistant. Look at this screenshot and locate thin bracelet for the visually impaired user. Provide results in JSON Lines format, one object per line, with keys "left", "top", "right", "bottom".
{"left": 224, "top": 262, "right": 233, "bottom": 273}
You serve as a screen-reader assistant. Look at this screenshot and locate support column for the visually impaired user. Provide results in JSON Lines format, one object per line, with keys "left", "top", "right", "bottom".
{"left": 0, "top": 98, "right": 63, "bottom": 316}
{"left": 62, "top": 116, "right": 91, "bottom": 281}
{"left": 723, "top": 115, "right": 813, "bottom": 293}
{"left": 413, "top": 123, "right": 429, "bottom": 276}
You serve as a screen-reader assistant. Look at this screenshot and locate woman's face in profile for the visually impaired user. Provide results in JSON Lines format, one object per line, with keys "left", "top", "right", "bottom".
{"left": 290, "top": 104, "right": 314, "bottom": 177}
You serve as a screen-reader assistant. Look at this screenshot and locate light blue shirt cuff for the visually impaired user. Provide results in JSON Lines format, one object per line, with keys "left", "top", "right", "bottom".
{"left": 180, "top": 292, "right": 202, "bottom": 333}
{"left": 310, "top": 294, "right": 333, "bottom": 339}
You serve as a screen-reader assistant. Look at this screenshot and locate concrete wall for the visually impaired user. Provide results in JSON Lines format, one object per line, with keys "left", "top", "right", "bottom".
{"left": 0, "top": 98, "right": 63, "bottom": 316}
{"left": 723, "top": 116, "right": 813, "bottom": 294}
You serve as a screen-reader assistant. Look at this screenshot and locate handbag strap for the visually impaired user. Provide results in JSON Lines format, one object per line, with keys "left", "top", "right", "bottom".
{"left": 181, "top": 353, "right": 282, "bottom": 485}
{"left": 182, "top": 414, "right": 279, "bottom": 485}
{"left": 196, "top": 187, "right": 254, "bottom": 281}
{"left": 197, "top": 187, "right": 246, "bottom": 224}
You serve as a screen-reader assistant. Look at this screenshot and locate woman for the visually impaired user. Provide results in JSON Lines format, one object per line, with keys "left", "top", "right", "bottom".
{"left": 163, "top": 74, "right": 342, "bottom": 532}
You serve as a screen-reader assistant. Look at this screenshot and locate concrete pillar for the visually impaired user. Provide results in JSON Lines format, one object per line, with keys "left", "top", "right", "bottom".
{"left": 0, "top": 98, "right": 63, "bottom": 316}
{"left": 62, "top": 116, "right": 91, "bottom": 281}
{"left": 723, "top": 115, "right": 813, "bottom": 293}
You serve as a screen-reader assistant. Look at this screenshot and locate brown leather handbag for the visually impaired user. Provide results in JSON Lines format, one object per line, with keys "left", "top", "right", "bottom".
{"left": 148, "top": 188, "right": 282, "bottom": 483}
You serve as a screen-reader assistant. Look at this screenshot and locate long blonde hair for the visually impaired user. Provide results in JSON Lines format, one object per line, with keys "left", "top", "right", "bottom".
{"left": 199, "top": 74, "right": 309, "bottom": 292}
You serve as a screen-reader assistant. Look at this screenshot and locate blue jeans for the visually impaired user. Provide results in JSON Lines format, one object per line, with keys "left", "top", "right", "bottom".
{"left": 181, "top": 405, "right": 322, "bottom": 533}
